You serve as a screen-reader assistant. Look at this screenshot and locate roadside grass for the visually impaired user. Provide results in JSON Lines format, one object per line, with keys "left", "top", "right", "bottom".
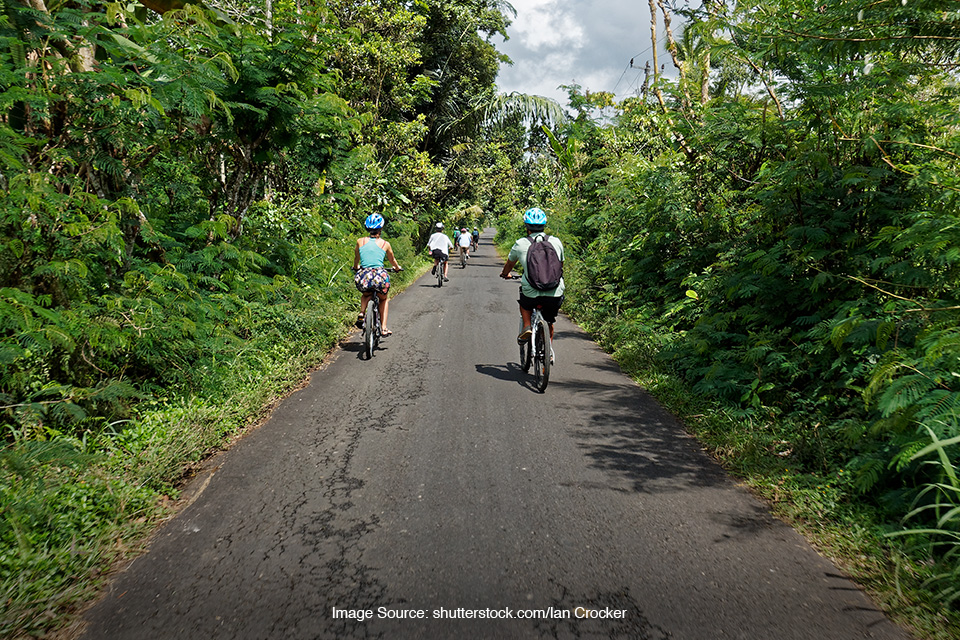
{"left": 562, "top": 296, "right": 960, "bottom": 640}
{"left": 1, "top": 314, "right": 355, "bottom": 639}
{"left": 1, "top": 252, "right": 429, "bottom": 639}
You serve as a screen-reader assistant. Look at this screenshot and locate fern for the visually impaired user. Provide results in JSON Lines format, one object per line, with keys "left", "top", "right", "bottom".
{"left": 877, "top": 374, "right": 937, "bottom": 417}
{"left": 852, "top": 456, "right": 887, "bottom": 493}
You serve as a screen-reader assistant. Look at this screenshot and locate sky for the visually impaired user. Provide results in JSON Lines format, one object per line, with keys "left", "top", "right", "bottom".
{"left": 494, "top": 0, "right": 685, "bottom": 107}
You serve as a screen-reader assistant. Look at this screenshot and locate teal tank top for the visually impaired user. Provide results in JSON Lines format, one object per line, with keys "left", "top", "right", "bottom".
{"left": 358, "top": 237, "right": 386, "bottom": 268}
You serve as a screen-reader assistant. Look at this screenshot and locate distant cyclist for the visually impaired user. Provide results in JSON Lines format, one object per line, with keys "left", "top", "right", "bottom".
{"left": 471, "top": 227, "right": 480, "bottom": 251}
{"left": 458, "top": 227, "right": 471, "bottom": 261}
{"left": 353, "top": 214, "right": 402, "bottom": 336}
{"left": 499, "top": 207, "right": 564, "bottom": 353}
{"left": 427, "top": 222, "right": 453, "bottom": 281}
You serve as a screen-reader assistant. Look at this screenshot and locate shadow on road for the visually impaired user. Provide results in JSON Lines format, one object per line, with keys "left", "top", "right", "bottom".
{"left": 551, "top": 327, "right": 594, "bottom": 342}
{"left": 534, "top": 583, "right": 669, "bottom": 640}
{"left": 475, "top": 362, "right": 524, "bottom": 382}
{"left": 476, "top": 362, "right": 555, "bottom": 394}
{"left": 340, "top": 337, "right": 395, "bottom": 360}
{"left": 543, "top": 372, "right": 730, "bottom": 495}
{"left": 709, "top": 502, "right": 780, "bottom": 542}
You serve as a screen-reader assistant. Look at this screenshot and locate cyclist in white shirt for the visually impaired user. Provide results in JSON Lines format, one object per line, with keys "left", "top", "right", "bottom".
{"left": 457, "top": 227, "right": 472, "bottom": 261}
{"left": 427, "top": 223, "right": 453, "bottom": 281}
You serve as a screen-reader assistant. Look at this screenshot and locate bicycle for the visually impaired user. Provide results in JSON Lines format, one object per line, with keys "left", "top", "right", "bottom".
{"left": 355, "top": 267, "right": 401, "bottom": 360}
{"left": 504, "top": 275, "right": 551, "bottom": 392}
{"left": 459, "top": 247, "right": 468, "bottom": 269}
{"left": 435, "top": 256, "right": 447, "bottom": 287}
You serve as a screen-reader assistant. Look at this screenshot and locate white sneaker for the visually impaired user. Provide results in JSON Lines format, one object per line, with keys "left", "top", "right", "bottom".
{"left": 550, "top": 348, "right": 555, "bottom": 364}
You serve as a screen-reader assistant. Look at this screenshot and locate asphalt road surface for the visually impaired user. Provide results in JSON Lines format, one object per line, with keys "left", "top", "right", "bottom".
{"left": 79, "top": 233, "right": 912, "bottom": 640}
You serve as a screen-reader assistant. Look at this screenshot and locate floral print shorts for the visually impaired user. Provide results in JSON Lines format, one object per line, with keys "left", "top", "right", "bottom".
{"left": 355, "top": 267, "right": 391, "bottom": 293}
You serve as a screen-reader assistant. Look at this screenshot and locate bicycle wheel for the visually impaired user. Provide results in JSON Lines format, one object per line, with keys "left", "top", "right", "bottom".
{"left": 533, "top": 320, "right": 550, "bottom": 392}
{"left": 460, "top": 251, "right": 466, "bottom": 269}
{"left": 363, "top": 302, "right": 375, "bottom": 359}
{"left": 437, "top": 265, "right": 443, "bottom": 287}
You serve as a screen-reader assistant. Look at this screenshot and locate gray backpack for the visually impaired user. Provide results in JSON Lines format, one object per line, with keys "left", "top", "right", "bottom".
{"left": 525, "top": 234, "right": 562, "bottom": 291}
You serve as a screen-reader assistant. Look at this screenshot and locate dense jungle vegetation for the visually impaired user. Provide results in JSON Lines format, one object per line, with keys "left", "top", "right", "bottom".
{"left": 1, "top": 0, "right": 959, "bottom": 637}
{"left": 505, "top": 1, "right": 960, "bottom": 636}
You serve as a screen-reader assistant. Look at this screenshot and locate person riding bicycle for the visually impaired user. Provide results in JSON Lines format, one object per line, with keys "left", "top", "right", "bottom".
{"left": 354, "top": 213, "right": 402, "bottom": 336}
{"left": 427, "top": 222, "right": 453, "bottom": 281}
{"left": 471, "top": 227, "right": 480, "bottom": 250}
{"left": 457, "top": 227, "right": 472, "bottom": 261}
{"left": 499, "top": 207, "right": 564, "bottom": 353}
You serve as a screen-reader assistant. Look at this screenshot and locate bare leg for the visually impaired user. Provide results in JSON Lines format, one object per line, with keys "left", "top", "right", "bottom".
{"left": 519, "top": 306, "right": 532, "bottom": 334}
{"left": 360, "top": 292, "right": 373, "bottom": 315}
{"left": 380, "top": 296, "right": 390, "bottom": 333}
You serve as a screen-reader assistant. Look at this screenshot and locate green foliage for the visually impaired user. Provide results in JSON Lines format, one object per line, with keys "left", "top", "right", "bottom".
{"left": 889, "top": 427, "right": 960, "bottom": 608}
{"left": 0, "top": 0, "right": 507, "bottom": 634}
{"left": 521, "top": 0, "right": 960, "bottom": 623}
{"left": 0, "top": 439, "right": 156, "bottom": 638}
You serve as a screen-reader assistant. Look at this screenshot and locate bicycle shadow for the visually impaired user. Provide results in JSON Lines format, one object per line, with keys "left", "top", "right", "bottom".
{"left": 475, "top": 363, "right": 541, "bottom": 393}
{"left": 475, "top": 362, "right": 523, "bottom": 381}
{"left": 341, "top": 338, "right": 392, "bottom": 360}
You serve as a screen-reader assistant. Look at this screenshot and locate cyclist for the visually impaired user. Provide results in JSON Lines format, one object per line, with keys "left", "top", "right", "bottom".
{"left": 453, "top": 227, "right": 461, "bottom": 246}
{"left": 427, "top": 222, "right": 453, "bottom": 281}
{"left": 471, "top": 227, "right": 480, "bottom": 250}
{"left": 457, "top": 227, "right": 472, "bottom": 261}
{"left": 353, "top": 213, "right": 402, "bottom": 336}
{"left": 498, "top": 207, "right": 564, "bottom": 357}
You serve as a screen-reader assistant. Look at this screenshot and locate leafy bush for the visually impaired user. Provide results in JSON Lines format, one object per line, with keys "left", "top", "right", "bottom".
{"left": 889, "top": 427, "right": 960, "bottom": 608}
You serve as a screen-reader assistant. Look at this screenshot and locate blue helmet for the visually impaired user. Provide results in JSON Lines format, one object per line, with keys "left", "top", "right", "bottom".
{"left": 365, "top": 213, "right": 384, "bottom": 229}
{"left": 523, "top": 207, "right": 547, "bottom": 226}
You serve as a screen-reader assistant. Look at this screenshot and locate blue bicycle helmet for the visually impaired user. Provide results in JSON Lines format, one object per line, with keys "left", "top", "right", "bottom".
{"left": 365, "top": 213, "right": 384, "bottom": 230}
{"left": 523, "top": 207, "right": 547, "bottom": 226}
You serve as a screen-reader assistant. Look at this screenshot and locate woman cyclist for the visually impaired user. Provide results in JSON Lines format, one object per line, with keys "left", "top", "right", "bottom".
{"left": 353, "top": 214, "right": 402, "bottom": 335}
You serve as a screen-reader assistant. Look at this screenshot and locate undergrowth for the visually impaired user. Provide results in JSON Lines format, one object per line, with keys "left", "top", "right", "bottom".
{"left": 0, "top": 234, "right": 426, "bottom": 639}
{"left": 561, "top": 268, "right": 960, "bottom": 640}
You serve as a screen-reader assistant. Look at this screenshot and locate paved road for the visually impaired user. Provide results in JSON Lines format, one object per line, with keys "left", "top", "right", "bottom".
{"left": 79, "top": 234, "right": 912, "bottom": 640}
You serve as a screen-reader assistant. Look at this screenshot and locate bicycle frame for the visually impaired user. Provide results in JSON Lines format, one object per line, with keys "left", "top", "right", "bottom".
{"left": 520, "top": 306, "right": 551, "bottom": 392}
{"left": 506, "top": 275, "right": 552, "bottom": 392}
{"left": 436, "top": 255, "right": 447, "bottom": 287}
{"left": 356, "top": 266, "right": 400, "bottom": 360}
{"left": 362, "top": 289, "right": 382, "bottom": 359}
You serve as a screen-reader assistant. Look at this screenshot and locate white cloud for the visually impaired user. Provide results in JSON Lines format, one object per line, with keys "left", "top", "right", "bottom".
{"left": 496, "top": 0, "right": 692, "bottom": 105}
{"left": 508, "top": 0, "right": 586, "bottom": 51}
